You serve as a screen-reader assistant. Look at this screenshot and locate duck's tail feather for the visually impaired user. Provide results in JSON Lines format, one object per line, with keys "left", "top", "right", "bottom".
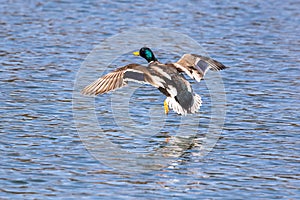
{"left": 166, "top": 93, "right": 202, "bottom": 115}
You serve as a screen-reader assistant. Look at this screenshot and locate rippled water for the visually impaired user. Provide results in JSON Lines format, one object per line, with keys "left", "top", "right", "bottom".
{"left": 1, "top": 0, "right": 299, "bottom": 199}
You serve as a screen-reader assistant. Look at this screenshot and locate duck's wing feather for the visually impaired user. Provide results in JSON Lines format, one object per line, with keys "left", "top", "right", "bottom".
{"left": 81, "top": 64, "right": 151, "bottom": 95}
{"left": 173, "top": 54, "right": 227, "bottom": 82}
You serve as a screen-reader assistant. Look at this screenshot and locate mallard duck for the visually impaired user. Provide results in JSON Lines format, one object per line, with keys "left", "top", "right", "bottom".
{"left": 82, "top": 47, "right": 227, "bottom": 115}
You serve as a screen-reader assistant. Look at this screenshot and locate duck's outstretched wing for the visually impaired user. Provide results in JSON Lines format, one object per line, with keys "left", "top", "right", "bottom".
{"left": 173, "top": 54, "right": 227, "bottom": 82}
{"left": 81, "top": 64, "right": 151, "bottom": 95}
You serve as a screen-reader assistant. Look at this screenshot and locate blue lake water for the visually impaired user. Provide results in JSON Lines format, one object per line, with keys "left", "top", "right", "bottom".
{"left": 1, "top": 0, "right": 299, "bottom": 199}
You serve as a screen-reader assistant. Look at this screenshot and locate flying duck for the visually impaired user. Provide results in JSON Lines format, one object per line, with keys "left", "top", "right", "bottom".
{"left": 81, "top": 47, "right": 227, "bottom": 115}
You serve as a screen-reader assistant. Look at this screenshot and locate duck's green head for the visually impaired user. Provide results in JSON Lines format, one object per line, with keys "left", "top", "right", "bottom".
{"left": 133, "top": 47, "right": 157, "bottom": 63}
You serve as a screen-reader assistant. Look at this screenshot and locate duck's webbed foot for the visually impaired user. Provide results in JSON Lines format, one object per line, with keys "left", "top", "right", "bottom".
{"left": 164, "top": 99, "right": 169, "bottom": 115}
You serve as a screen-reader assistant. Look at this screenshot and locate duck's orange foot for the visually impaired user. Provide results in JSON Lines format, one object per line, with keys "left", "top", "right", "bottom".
{"left": 164, "top": 99, "right": 169, "bottom": 115}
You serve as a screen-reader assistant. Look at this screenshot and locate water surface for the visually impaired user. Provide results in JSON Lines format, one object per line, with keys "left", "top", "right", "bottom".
{"left": 1, "top": 0, "right": 299, "bottom": 199}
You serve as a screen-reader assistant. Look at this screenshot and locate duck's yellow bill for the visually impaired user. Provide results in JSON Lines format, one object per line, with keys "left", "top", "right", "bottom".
{"left": 133, "top": 51, "right": 140, "bottom": 56}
